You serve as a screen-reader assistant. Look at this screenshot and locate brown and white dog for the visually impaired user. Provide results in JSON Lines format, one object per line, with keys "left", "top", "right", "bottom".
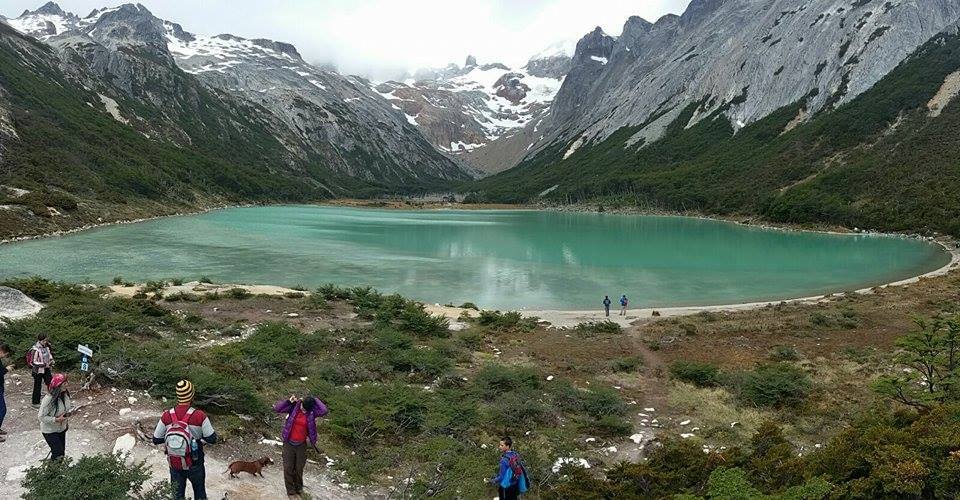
{"left": 227, "top": 456, "right": 274, "bottom": 478}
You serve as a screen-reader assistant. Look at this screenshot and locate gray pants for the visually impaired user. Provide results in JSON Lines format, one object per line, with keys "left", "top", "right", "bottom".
{"left": 282, "top": 441, "right": 307, "bottom": 495}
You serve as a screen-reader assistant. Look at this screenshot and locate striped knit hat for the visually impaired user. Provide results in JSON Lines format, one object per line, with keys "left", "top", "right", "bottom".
{"left": 175, "top": 379, "right": 195, "bottom": 405}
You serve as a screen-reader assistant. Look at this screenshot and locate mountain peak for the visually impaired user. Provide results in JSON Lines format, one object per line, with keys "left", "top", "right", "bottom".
{"left": 464, "top": 55, "right": 478, "bottom": 68}
{"left": 32, "top": 1, "right": 67, "bottom": 16}
{"left": 681, "top": 0, "right": 725, "bottom": 24}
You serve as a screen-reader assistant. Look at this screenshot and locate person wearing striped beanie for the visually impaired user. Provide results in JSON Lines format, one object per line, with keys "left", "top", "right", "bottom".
{"left": 152, "top": 379, "right": 218, "bottom": 500}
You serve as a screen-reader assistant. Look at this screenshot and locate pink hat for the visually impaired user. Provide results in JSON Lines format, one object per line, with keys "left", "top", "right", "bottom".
{"left": 49, "top": 373, "right": 67, "bottom": 389}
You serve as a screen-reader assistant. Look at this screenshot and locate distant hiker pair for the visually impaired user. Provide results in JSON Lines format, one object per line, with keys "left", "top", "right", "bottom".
{"left": 602, "top": 295, "right": 629, "bottom": 317}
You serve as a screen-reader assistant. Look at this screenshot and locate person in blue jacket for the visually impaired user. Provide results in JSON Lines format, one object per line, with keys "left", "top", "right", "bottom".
{"left": 491, "top": 436, "right": 528, "bottom": 499}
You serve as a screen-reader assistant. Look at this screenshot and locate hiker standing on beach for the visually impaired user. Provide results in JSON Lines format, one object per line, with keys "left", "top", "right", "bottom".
{"left": 602, "top": 296, "right": 612, "bottom": 317}
{"left": 491, "top": 436, "right": 529, "bottom": 500}
{"left": 0, "top": 343, "right": 12, "bottom": 442}
{"left": 29, "top": 334, "right": 54, "bottom": 408}
{"left": 274, "top": 394, "right": 329, "bottom": 498}
{"left": 619, "top": 295, "right": 629, "bottom": 316}
{"left": 152, "top": 380, "right": 218, "bottom": 500}
{"left": 38, "top": 373, "right": 71, "bottom": 460}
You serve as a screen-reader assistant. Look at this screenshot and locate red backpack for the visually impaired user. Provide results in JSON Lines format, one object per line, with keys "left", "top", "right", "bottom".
{"left": 163, "top": 407, "right": 195, "bottom": 470}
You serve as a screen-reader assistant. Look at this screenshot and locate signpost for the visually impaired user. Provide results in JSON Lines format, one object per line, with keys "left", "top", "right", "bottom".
{"left": 78, "top": 344, "right": 93, "bottom": 372}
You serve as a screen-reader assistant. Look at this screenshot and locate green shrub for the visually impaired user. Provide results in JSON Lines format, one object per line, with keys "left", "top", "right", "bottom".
{"left": 199, "top": 276, "right": 213, "bottom": 284}
{"left": 0, "top": 276, "right": 83, "bottom": 302}
{"left": 21, "top": 453, "right": 166, "bottom": 500}
{"left": 573, "top": 320, "right": 622, "bottom": 336}
{"left": 610, "top": 356, "right": 643, "bottom": 373}
{"left": 385, "top": 346, "right": 453, "bottom": 380}
{"left": 460, "top": 302, "right": 479, "bottom": 310}
{"left": 770, "top": 345, "right": 801, "bottom": 361}
{"left": 457, "top": 331, "right": 483, "bottom": 351}
{"left": 143, "top": 280, "right": 165, "bottom": 293}
{"left": 326, "top": 384, "right": 427, "bottom": 449}
{"left": 351, "top": 287, "right": 385, "bottom": 318}
{"left": 477, "top": 310, "right": 538, "bottom": 332}
{"left": 547, "top": 380, "right": 584, "bottom": 413}
{"left": 225, "top": 287, "right": 251, "bottom": 300}
{"left": 397, "top": 302, "right": 450, "bottom": 338}
{"left": 810, "top": 312, "right": 832, "bottom": 327}
{"left": 581, "top": 388, "right": 627, "bottom": 419}
{"left": 111, "top": 276, "right": 123, "bottom": 285}
{"left": 169, "top": 277, "right": 184, "bottom": 286}
{"left": 304, "top": 292, "right": 328, "bottom": 309}
{"left": 489, "top": 389, "right": 552, "bottom": 430}
{"left": 317, "top": 282, "right": 352, "bottom": 300}
{"left": 740, "top": 363, "right": 811, "bottom": 408}
{"left": 284, "top": 291, "right": 305, "bottom": 299}
{"left": 669, "top": 360, "right": 720, "bottom": 387}
{"left": 706, "top": 467, "right": 763, "bottom": 499}
{"left": 474, "top": 365, "right": 541, "bottom": 400}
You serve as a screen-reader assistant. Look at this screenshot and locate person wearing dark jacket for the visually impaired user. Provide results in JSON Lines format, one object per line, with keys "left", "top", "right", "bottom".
{"left": 274, "top": 395, "right": 329, "bottom": 498}
{"left": 152, "top": 380, "right": 218, "bottom": 500}
{"left": 0, "top": 343, "right": 13, "bottom": 443}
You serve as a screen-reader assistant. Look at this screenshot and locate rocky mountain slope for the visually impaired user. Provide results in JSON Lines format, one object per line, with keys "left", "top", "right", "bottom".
{"left": 373, "top": 47, "right": 571, "bottom": 174}
{"left": 5, "top": 2, "right": 469, "bottom": 191}
{"left": 520, "top": 0, "right": 960, "bottom": 161}
{"left": 471, "top": 15, "right": 960, "bottom": 236}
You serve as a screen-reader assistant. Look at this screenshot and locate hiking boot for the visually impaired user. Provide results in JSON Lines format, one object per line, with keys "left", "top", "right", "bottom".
{"left": 31, "top": 403, "right": 41, "bottom": 409}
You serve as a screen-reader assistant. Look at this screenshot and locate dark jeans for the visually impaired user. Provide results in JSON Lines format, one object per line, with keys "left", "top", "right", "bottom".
{"left": 32, "top": 370, "right": 52, "bottom": 405}
{"left": 499, "top": 483, "right": 519, "bottom": 500}
{"left": 170, "top": 460, "right": 207, "bottom": 500}
{"left": 604, "top": 306, "right": 610, "bottom": 317}
{"left": 0, "top": 388, "right": 6, "bottom": 429}
{"left": 282, "top": 441, "right": 307, "bottom": 495}
{"left": 42, "top": 430, "right": 66, "bottom": 460}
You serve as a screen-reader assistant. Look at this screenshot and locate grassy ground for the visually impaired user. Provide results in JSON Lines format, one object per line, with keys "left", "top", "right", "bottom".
{"left": 1, "top": 269, "right": 958, "bottom": 498}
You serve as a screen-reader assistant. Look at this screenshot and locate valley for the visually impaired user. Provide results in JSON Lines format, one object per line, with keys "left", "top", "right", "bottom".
{"left": 2, "top": 0, "right": 960, "bottom": 498}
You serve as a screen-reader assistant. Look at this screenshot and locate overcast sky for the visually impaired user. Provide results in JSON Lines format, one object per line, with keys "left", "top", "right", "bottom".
{"left": 5, "top": 0, "right": 691, "bottom": 78}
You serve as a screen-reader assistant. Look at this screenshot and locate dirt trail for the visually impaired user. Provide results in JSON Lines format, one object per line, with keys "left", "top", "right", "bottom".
{"left": 0, "top": 372, "right": 367, "bottom": 499}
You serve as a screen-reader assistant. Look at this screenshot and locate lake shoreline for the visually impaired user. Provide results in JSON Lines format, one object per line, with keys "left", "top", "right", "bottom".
{"left": 3, "top": 202, "right": 955, "bottom": 325}
{"left": 3, "top": 198, "right": 951, "bottom": 249}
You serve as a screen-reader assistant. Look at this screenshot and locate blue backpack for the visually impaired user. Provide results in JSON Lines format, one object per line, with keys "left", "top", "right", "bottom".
{"left": 507, "top": 453, "right": 529, "bottom": 494}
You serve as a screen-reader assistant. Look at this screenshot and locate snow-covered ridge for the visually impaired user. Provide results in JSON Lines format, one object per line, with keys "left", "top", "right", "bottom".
{"left": 7, "top": 3, "right": 120, "bottom": 40}
{"left": 163, "top": 24, "right": 301, "bottom": 75}
{"left": 373, "top": 52, "right": 568, "bottom": 158}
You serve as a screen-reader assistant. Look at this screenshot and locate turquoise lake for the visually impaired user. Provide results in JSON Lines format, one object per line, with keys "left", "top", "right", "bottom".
{"left": 0, "top": 206, "right": 950, "bottom": 310}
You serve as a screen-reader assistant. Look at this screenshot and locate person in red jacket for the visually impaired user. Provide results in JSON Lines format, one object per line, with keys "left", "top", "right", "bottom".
{"left": 152, "top": 380, "right": 218, "bottom": 500}
{"left": 274, "top": 395, "right": 328, "bottom": 498}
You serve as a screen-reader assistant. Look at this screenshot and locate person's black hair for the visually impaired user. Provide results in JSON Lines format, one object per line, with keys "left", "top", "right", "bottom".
{"left": 0, "top": 342, "right": 9, "bottom": 355}
{"left": 37, "top": 333, "right": 48, "bottom": 341}
{"left": 302, "top": 396, "right": 316, "bottom": 412}
{"left": 501, "top": 436, "right": 513, "bottom": 448}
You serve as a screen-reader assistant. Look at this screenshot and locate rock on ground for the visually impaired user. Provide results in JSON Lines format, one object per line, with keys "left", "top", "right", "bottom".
{"left": 0, "top": 286, "right": 43, "bottom": 322}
